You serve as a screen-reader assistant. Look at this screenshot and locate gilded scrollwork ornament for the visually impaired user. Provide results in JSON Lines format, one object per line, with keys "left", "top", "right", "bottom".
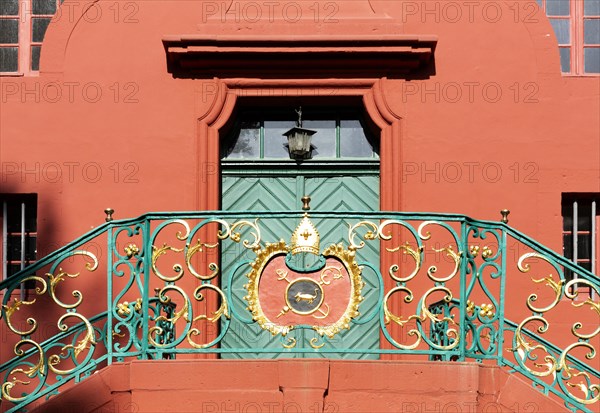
{"left": 382, "top": 286, "right": 423, "bottom": 350}
{"left": 47, "top": 251, "right": 98, "bottom": 310}
{"left": 511, "top": 251, "right": 599, "bottom": 406}
{"left": 244, "top": 213, "right": 365, "bottom": 344}
{"left": 427, "top": 246, "right": 461, "bottom": 283}
{"left": 48, "top": 313, "right": 97, "bottom": 375}
{"left": 348, "top": 220, "right": 378, "bottom": 251}
{"left": 386, "top": 242, "right": 423, "bottom": 283}
{"left": 151, "top": 244, "right": 185, "bottom": 282}
{"left": 510, "top": 314, "right": 599, "bottom": 404}
{"left": 186, "top": 239, "right": 219, "bottom": 281}
{"left": 517, "top": 253, "right": 566, "bottom": 313}
{"left": 187, "top": 284, "right": 230, "bottom": 349}
{"left": 2, "top": 276, "right": 47, "bottom": 336}
{"left": 1, "top": 340, "right": 46, "bottom": 402}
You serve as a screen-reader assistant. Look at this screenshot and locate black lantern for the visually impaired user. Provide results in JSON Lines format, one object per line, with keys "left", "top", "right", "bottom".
{"left": 283, "top": 107, "right": 317, "bottom": 160}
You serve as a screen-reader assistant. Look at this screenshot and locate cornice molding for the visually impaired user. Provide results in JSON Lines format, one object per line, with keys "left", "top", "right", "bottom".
{"left": 163, "top": 35, "right": 437, "bottom": 79}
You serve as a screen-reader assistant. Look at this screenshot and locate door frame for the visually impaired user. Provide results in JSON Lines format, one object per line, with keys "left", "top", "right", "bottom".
{"left": 195, "top": 79, "right": 402, "bottom": 212}
{"left": 194, "top": 79, "right": 404, "bottom": 355}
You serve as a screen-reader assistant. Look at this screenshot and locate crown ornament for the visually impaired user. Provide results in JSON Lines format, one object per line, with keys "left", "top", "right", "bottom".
{"left": 290, "top": 196, "right": 320, "bottom": 255}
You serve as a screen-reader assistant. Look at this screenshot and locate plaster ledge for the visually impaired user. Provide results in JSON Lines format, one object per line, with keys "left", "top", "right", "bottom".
{"left": 162, "top": 35, "right": 437, "bottom": 79}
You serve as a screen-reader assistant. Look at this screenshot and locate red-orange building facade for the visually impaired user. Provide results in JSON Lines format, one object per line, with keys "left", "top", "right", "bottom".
{"left": 0, "top": 1, "right": 599, "bottom": 412}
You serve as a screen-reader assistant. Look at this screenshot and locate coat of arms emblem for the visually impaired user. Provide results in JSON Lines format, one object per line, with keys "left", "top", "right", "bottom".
{"left": 244, "top": 197, "right": 364, "bottom": 344}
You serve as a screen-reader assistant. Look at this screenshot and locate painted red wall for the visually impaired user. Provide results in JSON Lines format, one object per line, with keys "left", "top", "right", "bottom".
{"left": 0, "top": 1, "right": 598, "bottom": 410}
{"left": 1, "top": 0, "right": 598, "bottom": 253}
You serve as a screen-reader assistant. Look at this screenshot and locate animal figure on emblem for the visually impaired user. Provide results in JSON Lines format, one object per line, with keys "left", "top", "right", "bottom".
{"left": 294, "top": 288, "right": 319, "bottom": 304}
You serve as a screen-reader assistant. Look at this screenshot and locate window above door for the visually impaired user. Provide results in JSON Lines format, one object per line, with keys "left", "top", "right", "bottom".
{"left": 222, "top": 110, "right": 379, "bottom": 161}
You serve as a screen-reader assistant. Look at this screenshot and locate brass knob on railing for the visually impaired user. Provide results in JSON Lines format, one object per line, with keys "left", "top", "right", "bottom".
{"left": 302, "top": 196, "right": 311, "bottom": 211}
{"left": 500, "top": 209, "right": 510, "bottom": 224}
{"left": 105, "top": 208, "right": 114, "bottom": 222}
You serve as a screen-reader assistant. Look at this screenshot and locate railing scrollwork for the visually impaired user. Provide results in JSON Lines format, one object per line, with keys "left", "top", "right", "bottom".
{"left": 0, "top": 209, "right": 597, "bottom": 413}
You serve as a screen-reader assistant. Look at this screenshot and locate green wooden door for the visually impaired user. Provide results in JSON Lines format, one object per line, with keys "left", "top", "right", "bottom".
{"left": 304, "top": 175, "right": 380, "bottom": 358}
{"left": 221, "top": 173, "right": 300, "bottom": 358}
{"left": 220, "top": 110, "right": 380, "bottom": 358}
{"left": 221, "top": 170, "right": 379, "bottom": 358}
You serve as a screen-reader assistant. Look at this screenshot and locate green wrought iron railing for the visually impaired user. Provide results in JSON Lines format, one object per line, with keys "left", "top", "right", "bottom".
{"left": 0, "top": 210, "right": 598, "bottom": 412}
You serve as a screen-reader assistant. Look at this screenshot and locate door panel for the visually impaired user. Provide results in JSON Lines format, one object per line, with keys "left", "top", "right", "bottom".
{"left": 305, "top": 175, "right": 380, "bottom": 359}
{"left": 221, "top": 172, "right": 379, "bottom": 358}
{"left": 221, "top": 175, "right": 300, "bottom": 358}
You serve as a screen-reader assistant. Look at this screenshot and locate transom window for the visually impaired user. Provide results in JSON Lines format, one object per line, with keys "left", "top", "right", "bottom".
{"left": 0, "top": 0, "right": 61, "bottom": 74}
{"left": 222, "top": 110, "right": 379, "bottom": 160}
{"left": 538, "top": 0, "right": 600, "bottom": 74}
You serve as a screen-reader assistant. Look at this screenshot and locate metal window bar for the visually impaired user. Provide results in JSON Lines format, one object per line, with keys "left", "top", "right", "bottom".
{"left": 20, "top": 202, "right": 25, "bottom": 300}
{"left": 573, "top": 200, "right": 578, "bottom": 283}
{"left": 592, "top": 199, "right": 597, "bottom": 299}
{"left": 2, "top": 201, "right": 6, "bottom": 280}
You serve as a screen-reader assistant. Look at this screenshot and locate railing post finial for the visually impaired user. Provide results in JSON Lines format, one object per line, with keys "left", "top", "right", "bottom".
{"left": 500, "top": 209, "right": 510, "bottom": 224}
{"left": 301, "top": 195, "right": 311, "bottom": 211}
{"left": 105, "top": 208, "right": 115, "bottom": 222}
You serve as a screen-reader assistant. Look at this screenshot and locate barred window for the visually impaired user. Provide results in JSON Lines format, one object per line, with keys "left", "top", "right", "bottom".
{"left": 562, "top": 193, "right": 599, "bottom": 286}
{"left": 1, "top": 194, "right": 37, "bottom": 279}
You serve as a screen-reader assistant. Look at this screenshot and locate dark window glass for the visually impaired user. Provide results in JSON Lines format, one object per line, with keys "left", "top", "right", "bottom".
{"left": 31, "top": 45, "right": 41, "bottom": 70}
{"left": 0, "top": 46, "right": 18, "bottom": 72}
{"left": 7, "top": 264, "right": 36, "bottom": 282}
{"left": 577, "top": 204, "right": 593, "bottom": 231}
{"left": 550, "top": 19, "right": 571, "bottom": 44}
{"left": 561, "top": 201, "right": 593, "bottom": 230}
{"left": 584, "top": 47, "right": 600, "bottom": 73}
{"left": 6, "top": 205, "right": 20, "bottom": 233}
{"left": 563, "top": 235, "right": 592, "bottom": 263}
{"left": 563, "top": 233, "right": 573, "bottom": 257}
{"left": 0, "top": 0, "right": 19, "bottom": 15}
{"left": 559, "top": 47, "right": 571, "bottom": 72}
{"left": 340, "top": 120, "right": 375, "bottom": 158}
{"left": 7, "top": 263, "right": 21, "bottom": 277}
{"left": 227, "top": 121, "right": 260, "bottom": 159}
{"left": 576, "top": 234, "right": 592, "bottom": 259}
{"left": 584, "top": 19, "right": 600, "bottom": 44}
{"left": 26, "top": 235, "right": 37, "bottom": 261}
{"left": 0, "top": 19, "right": 19, "bottom": 43}
{"left": 6, "top": 235, "right": 36, "bottom": 261}
{"left": 32, "top": 18, "right": 51, "bottom": 42}
{"left": 585, "top": 0, "right": 600, "bottom": 16}
{"left": 6, "top": 235, "right": 21, "bottom": 261}
{"left": 563, "top": 214, "right": 572, "bottom": 231}
{"left": 5, "top": 198, "right": 37, "bottom": 232}
{"left": 32, "top": 0, "right": 56, "bottom": 15}
{"left": 546, "top": 0, "right": 570, "bottom": 16}
{"left": 264, "top": 121, "right": 290, "bottom": 158}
